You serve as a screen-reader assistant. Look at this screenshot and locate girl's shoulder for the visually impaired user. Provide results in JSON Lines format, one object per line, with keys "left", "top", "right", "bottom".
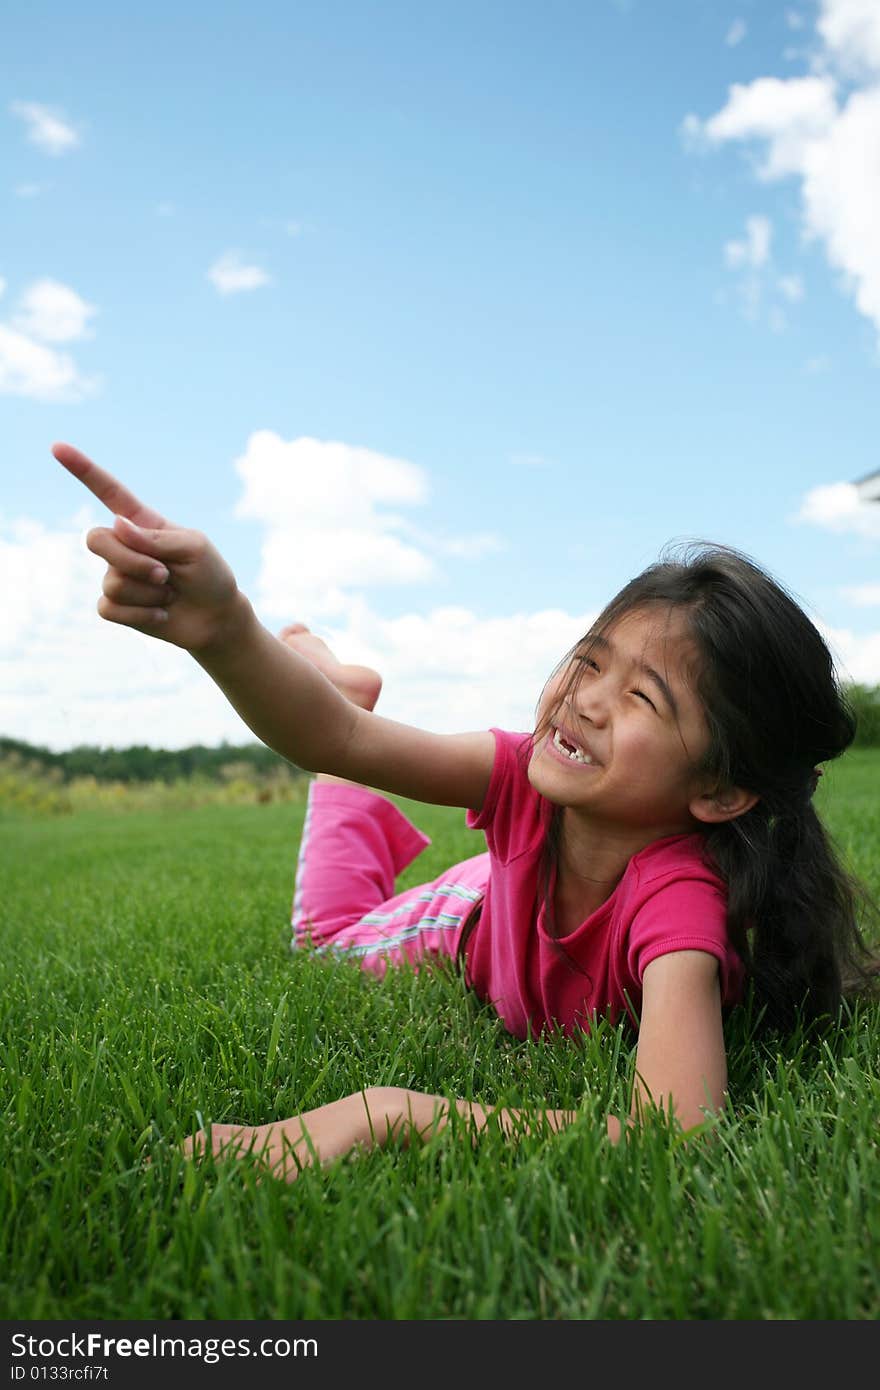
{"left": 628, "top": 832, "right": 725, "bottom": 892}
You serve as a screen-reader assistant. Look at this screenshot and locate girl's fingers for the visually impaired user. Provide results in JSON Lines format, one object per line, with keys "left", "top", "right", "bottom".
{"left": 179, "top": 1125, "right": 291, "bottom": 1182}
{"left": 96, "top": 596, "right": 169, "bottom": 629}
{"left": 181, "top": 1131, "right": 207, "bottom": 1161}
{"left": 102, "top": 568, "right": 174, "bottom": 608}
{"left": 87, "top": 526, "right": 171, "bottom": 584}
{"left": 112, "top": 514, "right": 206, "bottom": 565}
{"left": 52, "top": 442, "right": 169, "bottom": 530}
{"left": 182, "top": 1125, "right": 249, "bottom": 1162}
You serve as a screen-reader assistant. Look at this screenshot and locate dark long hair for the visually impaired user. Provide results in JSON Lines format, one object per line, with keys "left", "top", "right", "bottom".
{"left": 536, "top": 541, "right": 879, "bottom": 1033}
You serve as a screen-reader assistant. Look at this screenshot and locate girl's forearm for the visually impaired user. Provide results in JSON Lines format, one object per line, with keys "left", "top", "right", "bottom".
{"left": 272, "top": 1089, "right": 587, "bottom": 1169}
{"left": 272, "top": 1089, "right": 408, "bottom": 1167}
{"left": 191, "top": 594, "right": 357, "bottom": 772}
{"left": 198, "top": 1088, "right": 624, "bottom": 1183}
{"left": 397, "top": 1090, "right": 623, "bottom": 1146}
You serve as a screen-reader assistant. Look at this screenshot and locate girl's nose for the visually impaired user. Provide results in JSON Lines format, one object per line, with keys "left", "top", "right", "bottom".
{"left": 573, "top": 682, "right": 609, "bottom": 727}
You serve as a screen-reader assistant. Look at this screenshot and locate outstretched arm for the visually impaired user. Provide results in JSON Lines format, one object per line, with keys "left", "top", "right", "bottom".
{"left": 53, "top": 443, "right": 494, "bottom": 809}
{"left": 184, "top": 952, "right": 727, "bottom": 1181}
{"left": 182, "top": 1086, "right": 584, "bottom": 1183}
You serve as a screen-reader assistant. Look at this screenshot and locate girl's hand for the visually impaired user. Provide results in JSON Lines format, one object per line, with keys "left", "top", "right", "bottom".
{"left": 181, "top": 1089, "right": 414, "bottom": 1183}
{"left": 182, "top": 1122, "right": 312, "bottom": 1183}
{"left": 53, "top": 442, "right": 243, "bottom": 653}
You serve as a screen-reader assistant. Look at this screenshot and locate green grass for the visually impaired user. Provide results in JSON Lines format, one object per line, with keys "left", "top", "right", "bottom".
{"left": 2, "top": 756, "right": 879, "bottom": 1320}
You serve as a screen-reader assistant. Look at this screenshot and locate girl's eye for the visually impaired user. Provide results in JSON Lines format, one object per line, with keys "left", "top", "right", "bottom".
{"left": 583, "top": 658, "right": 600, "bottom": 672}
{"left": 633, "top": 689, "right": 656, "bottom": 710}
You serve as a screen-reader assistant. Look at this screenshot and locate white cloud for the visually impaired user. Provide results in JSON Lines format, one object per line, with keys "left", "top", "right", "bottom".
{"left": 721, "top": 216, "right": 803, "bottom": 325}
{"left": 0, "top": 507, "right": 590, "bottom": 748}
{"left": 323, "top": 601, "right": 594, "bottom": 735}
{"left": 794, "top": 481, "right": 880, "bottom": 539}
{"left": 805, "top": 353, "right": 832, "bottom": 371}
{"left": 840, "top": 583, "right": 880, "bottom": 606}
{"left": 207, "top": 252, "right": 272, "bottom": 295}
{"left": 12, "top": 439, "right": 880, "bottom": 750}
{"left": 0, "top": 325, "right": 98, "bottom": 402}
{"left": 14, "top": 183, "right": 43, "bottom": 199}
{"left": 778, "top": 273, "right": 805, "bottom": 301}
{"left": 232, "top": 431, "right": 500, "bottom": 620}
{"left": 819, "top": 621, "right": 880, "bottom": 685}
{"left": 10, "top": 501, "right": 880, "bottom": 750}
{"left": 0, "top": 513, "right": 253, "bottom": 751}
{"left": 697, "top": 76, "right": 838, "bottom": 178}
{"left": 726, "top": 19, "right": 747, "bottom": 47}
{"left": 786, "top": 8, "right": 806, "bottom": 30}
{"left": 0, "top": 278, "right": 6, "bottom": 299}
{"left": 683, "top": 2, "right": 880, "bottom": 340}
{"left": 724, "top": 214, "right": 772, "bottom": 267}
{"left": 10, "top": 101, "right": 80, "bottom": 155}
{"left": 0, "top": 278, "right": 99, "bottom": 401}
{"left": 12, "top": 279, "right": 97, "bottom": 343}
{"left": 798, "top": 86, "right": 880, "bottom": 329}
{"left": 817, "top": 0, "right": 880, "bottom": 76}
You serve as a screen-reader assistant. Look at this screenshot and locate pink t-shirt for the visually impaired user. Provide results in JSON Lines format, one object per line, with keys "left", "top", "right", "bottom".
{"left": 464, "top": 729, "right": 744, "bottom": 1039}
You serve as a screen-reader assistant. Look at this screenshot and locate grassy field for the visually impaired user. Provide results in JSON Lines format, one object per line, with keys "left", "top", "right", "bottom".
{"left": 2, "top": 751, "right": 879, "bottom": 1320}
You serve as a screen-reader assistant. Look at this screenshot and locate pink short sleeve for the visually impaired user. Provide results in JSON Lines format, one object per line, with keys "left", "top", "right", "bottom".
{"left": 466, "top": 729, "right": 526, "bottom": 832}
{"left": 466, "top": 729, "right": 544, "bottom": 866}
{"left": 627, "top": 877, "right": 743, "bottom": 1006}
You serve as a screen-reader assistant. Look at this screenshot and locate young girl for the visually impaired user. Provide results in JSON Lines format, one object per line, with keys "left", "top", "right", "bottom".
{"left": 52, "top": 441, "right": 879, "bottom": 1179}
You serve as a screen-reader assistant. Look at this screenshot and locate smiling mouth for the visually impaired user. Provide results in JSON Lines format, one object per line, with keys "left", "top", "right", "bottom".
{"left": 551, "top": 727, "right": 596, "bottom": 765}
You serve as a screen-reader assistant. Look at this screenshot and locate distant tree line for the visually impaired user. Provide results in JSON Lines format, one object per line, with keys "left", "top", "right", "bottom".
{"left": 0, "top": 736, "right": 305, "bottom": 784}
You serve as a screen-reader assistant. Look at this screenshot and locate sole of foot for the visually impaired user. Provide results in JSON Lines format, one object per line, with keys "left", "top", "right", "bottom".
{"left": 277, "top": 623, "right": 382, "bottom": 711}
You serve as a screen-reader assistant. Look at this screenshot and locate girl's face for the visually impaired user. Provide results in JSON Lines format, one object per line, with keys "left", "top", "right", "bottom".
{"left": 529, "top": 606, "right": 713, "bottom": 838}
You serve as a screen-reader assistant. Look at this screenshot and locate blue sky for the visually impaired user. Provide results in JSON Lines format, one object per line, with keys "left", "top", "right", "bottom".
{"left": 3, "top": 0, "right": 880, "bottom": 749}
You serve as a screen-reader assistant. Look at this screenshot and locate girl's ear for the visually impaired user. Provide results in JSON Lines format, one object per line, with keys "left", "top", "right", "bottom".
{"left": 689, "top": 784, "right": 760, "bottom": 825}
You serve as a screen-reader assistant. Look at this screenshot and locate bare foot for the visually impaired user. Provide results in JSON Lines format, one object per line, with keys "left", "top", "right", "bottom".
{"left": 277, "top": 622, "right": 382, "bottom": 711}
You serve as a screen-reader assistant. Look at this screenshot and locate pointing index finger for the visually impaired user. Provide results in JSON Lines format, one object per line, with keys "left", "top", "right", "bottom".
{"left": 52, "top": 441, "right": 170, "bottom": 530}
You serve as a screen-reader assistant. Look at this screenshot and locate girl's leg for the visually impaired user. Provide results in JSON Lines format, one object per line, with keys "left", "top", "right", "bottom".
{"left": 280, "top": 625, "right": 489, "bottom": 977}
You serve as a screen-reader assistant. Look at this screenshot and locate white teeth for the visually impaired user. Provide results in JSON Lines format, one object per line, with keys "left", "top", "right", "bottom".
{"left": 553, "top": 728, "right": 593, "bottom": 764}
